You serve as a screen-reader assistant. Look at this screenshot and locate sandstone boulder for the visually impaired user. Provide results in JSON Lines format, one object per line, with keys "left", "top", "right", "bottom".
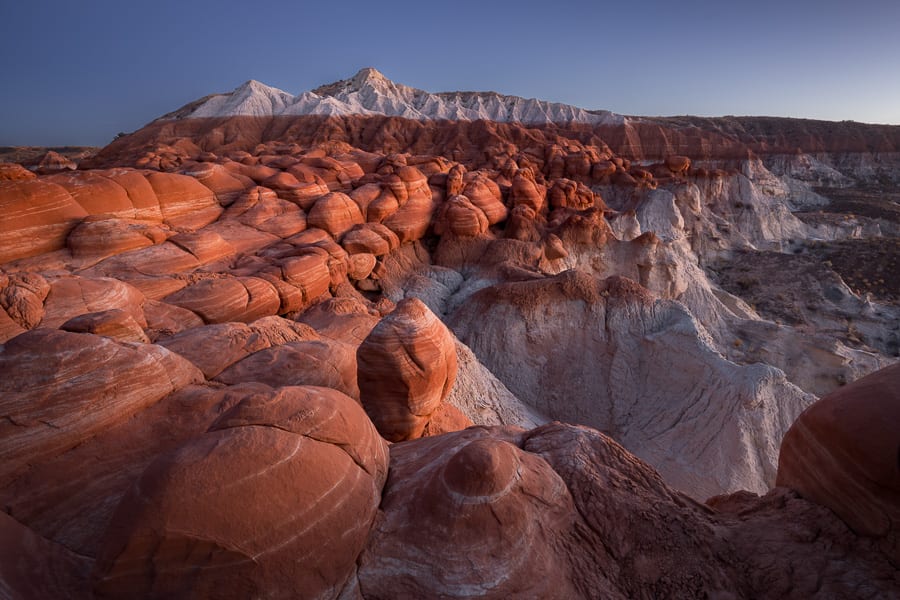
{"left": 665, "top": 155, "right": 692, "bottom": 174}
{"left": 0, "top": 178, "right": 87, "bottom": 263}
{"left": 341, "top": 223, "right": 400, "bottom": 256}
{"left": 359, "top": 427, "right": 577, "bottom": 598}
{"left": 777, "top": 362, "right": 900, "bottom": 560}
{"left": 162, "top": 276, "right": 280, "bottom": 324}
{"left": 158, "top": 319, "right": 318, "bottom": 378}
{"left": 463, "top": 172, "right": 507, "bottom": 225}
{"left": 307, "top": 192, "right": 364, "bottom": 238}
{"left": 145, "top": 171, "right": 222, "bottom": 230}
{"left": 0, "top": 329, "right": 201, "bottom": 483}
{"left": 60, "top": 308, "right": 150, "bottom": 343}
{"left": 435, "top": 195, "right": 490, "bottom": 237}
{"left": 510, "top": 167, "right": 546, "bottom": 212}
{"left": 357, "top": 298, "right": 460, "bottom": 441}
{"left": 92, "top": 385, "right": 388, "bottom": 598}
{"left": 0, "top": 163, "right": 37, "bottom": 181}
{"left": 216, "top": 339, "right": 360, "bottom": 400}
{"left": 66, "top": 217, "right": 168, "bottom": 262}
{"left": 40, "top": 276, "right": 147, "bottom": 330}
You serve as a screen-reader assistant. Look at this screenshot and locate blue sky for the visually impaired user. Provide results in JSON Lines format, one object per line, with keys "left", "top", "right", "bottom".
{"left": 2, "top": 0, "right": 899, "bottom": 146}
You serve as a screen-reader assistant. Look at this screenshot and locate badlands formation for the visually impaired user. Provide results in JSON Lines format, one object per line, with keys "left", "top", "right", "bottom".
{"left": 1, "top": 68, "right": 898, "bottom": 598}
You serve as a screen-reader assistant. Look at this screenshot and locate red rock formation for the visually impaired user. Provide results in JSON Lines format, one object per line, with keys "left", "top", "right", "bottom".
{"left": 145, "top": 171, "right": 223, "bottom": 230}
{"left": 307, "top": 191, "right": 364, "bottom": 238}
{"left": 462, "top": 171, "right": 507, "bottom": 225}
{"left": 434, "top": 194, "right": 490, "bottom": 237}
{"left": 665, "top": 154, "right": 691, "bottom": 174}
{"left": 215, "top": 339, "right": 360, "bottom": 400}
{"left": 34, "top": 150, "right": 77, "bottom": 174}
{"left": 341, "top": 223, "right": 400, "bottom": 256}
{"left": 158, "top": 319, "right": 318, "bottom": 378}
{"left": 0, "top": 272, "right": 50, "bottom": 341}
{"left": 92, "top": 385, "right": 388, "bottom": 598}
{"left": 777, "top": 362, "right": 900, "bottom": 560}
{"left": 0, "top": 163, "right": 37, "bottom": 181}
{"left": 548, "top": 178, "right": 596, "bottom": 210}
{"left": 60, "top": 309, "right": 150, "bottom": 343}
{"left": 358, "top": 427, "right": 578, "bottom": 598}
{"left": 0, "top": 329, "right": 201, "bottom": 483}
{"left": 66, "top": 217, "right": 168, "bottom": 262}
{"left": 40, "top": 276, "right": 148, "bottom": 330}
{"left": 223, "top": 185, "right": 308, "bottom": 238}
{"left": 296, "top": 296, "right": 381, "bottom": 345}
{"left": 162, "top": 276, "right": 280, "bottom": 324}
{"left": 0, "top": 512, "right": 91, "bottom": 600}
{"left": 0, "top": 178, "right": 87, "bottom": 263}
{"left": 180, "top": 161, "right": 249, "bottom": 205}
{"left": 357, "top": 297, "right": 463, "bottom": 441}
{"left": 509, "top": 167, "right": 546, "bottom": 212}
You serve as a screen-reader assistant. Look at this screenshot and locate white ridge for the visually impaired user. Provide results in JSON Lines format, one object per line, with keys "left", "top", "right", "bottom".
{"left": 166, "top": 67, "right": 624, "bottom": 126}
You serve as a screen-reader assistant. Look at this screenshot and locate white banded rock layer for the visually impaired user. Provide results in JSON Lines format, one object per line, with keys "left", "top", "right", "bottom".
{"left": 450, "top": 272, "right": 814, "bottom": 500}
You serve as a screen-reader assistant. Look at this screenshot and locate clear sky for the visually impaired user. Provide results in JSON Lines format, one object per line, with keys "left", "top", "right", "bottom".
{"left": 2, "top": 0, "right": 899, "bottom": 146}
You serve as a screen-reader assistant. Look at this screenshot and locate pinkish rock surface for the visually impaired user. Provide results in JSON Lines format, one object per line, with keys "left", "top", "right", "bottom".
{"left": 777, "top": 362, "right": 900, "bottom": 561}
{"left": 92, "top": 385, "right": 388, "bottom": 598}
{"left": 357, "top": 297, "right": 462, "bottom": 441}
{"left": 0, "top": 329, "right": 202, "bottom": 483}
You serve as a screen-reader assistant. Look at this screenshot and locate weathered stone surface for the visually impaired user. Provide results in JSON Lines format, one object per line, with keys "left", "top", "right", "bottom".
{"left": 0, "top": 329, "right": 202, "bottom": 483}
{"left": 216, "top": 339, "right": 360, "bottom": 400}
{"left": 60, "top": 308, "right": 150, "bottom": 343}
{"left": 358, "top": 427, "right": 577, "bottom": 598}
{"left": 777, "top": 362, "right": 900, "bottom": 561}
{"left": 162, "top": 276, "right": 280, "bottom": 324}
{"left": 40, "top": 276, "right": 148, "bottom": 330}
{"left": 158, "top": 319, "right": 318, "bottom": 378}
{"left": 0, "top": 512, "right": 92, "bottom": 600}
{"left": 341, "top": 223, "right": 400, "bottom": 256}
{"left": 0, "top": 178, "right": 87, "bottom": 262}
{"left": 357, "top": 298, "right": 460, "bottom": 441}
{"left": 435, "top": 195, "right": 490, "bottom": 237}
{"left": 145, "top": 171, "right": 223, "bottom": 230}
{"left": 463, "top": 173, "right": 507, "bottom": 225}
{"left": 66, "top": 217, "right": 167, "bottom": 262}
{"left": 92, "top": 385, "right": 388, "bottom": 599}
{"left": 181, "top": 162, "right": 249, "bottom": 206}
{"left": 0, "top": 272, "right": 50, "bottom": 341}
{"left": 307, "top": 191, "right": 364, "bottom": 238}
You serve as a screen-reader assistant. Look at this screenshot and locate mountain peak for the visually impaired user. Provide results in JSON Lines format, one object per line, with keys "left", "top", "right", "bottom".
{"left": 353, "top": 67, "right": 387, "bottom": 84}
{"left": 312, "top": 67, "right": 398, "bottom": 97}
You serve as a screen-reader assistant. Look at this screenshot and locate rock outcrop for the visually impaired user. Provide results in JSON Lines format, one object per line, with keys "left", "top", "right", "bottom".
{"left": 0, "top": 329, "right": 202, "bottom": 483}
{"left": 92, "top": 385, "right": 388, "bottom": 598}
{"left": 357, "top": 298, "right": 465, "bottom": 441}
{"left": 777, "top": 362, "right": 900, "bottom": 561}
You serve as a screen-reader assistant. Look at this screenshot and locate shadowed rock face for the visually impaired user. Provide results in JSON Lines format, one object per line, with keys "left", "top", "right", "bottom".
{"left": 359, "top": 427, "right": 578, "bottom": 599}
{"left": 2, "top": 70, "right": 900, "bottom": 598}
{"left": 354, "top": 421, "right": 900, "bottom": 599}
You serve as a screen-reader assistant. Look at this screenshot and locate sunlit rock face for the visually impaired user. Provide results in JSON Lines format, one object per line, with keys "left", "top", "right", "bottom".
{"left": 2, "top": 68, "right": 899, "bottom": 598}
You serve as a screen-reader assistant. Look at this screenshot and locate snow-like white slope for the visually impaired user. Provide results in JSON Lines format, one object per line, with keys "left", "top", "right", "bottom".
{"left": 167, "top": 67, "right": 624, "bottom": 125}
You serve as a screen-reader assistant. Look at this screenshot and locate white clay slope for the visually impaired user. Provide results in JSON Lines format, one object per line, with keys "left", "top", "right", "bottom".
{"left": 168, "top": 67, "right": 624, "bottom": 125}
